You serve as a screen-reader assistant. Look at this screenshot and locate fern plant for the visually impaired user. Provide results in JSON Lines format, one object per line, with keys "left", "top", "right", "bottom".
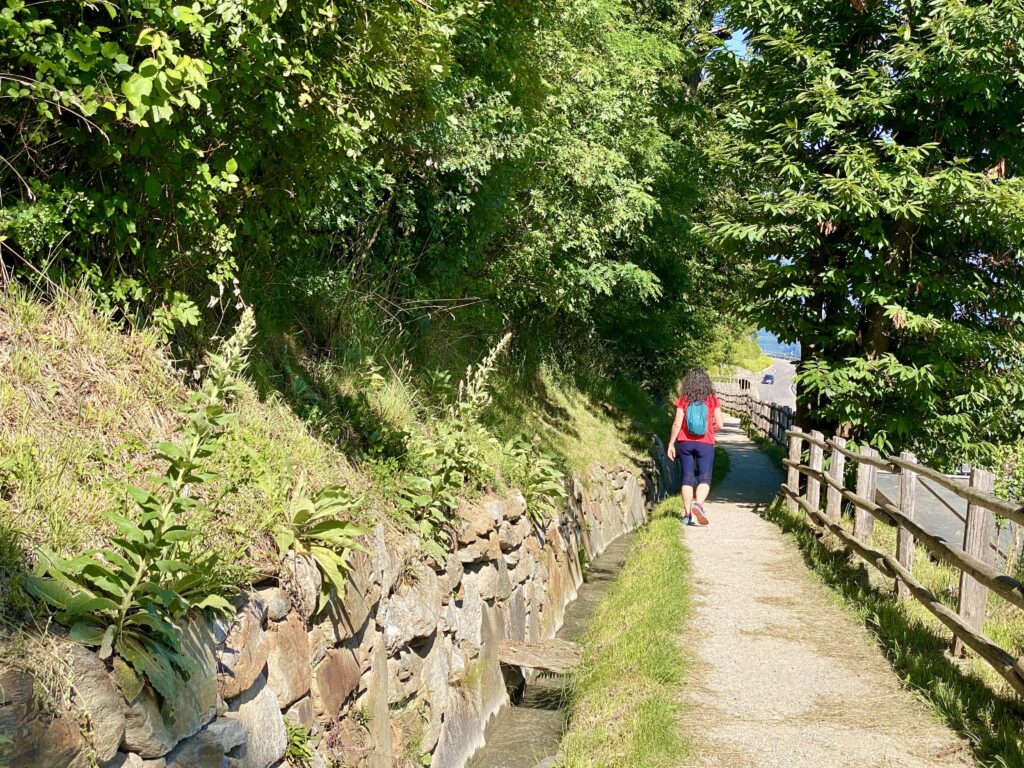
{"left": 21, "top": 309, "right": 256, "bottom": 706}
{"left": 273, "top": 478, "right": 368, "bottom": 614}
{"left": 505, "top": 435, "right": 568, "bottom": 524}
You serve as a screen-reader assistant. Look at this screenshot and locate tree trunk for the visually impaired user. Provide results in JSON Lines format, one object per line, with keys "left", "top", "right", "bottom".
{"left": 861, "top": 302, "right": 891, "bottom": 358}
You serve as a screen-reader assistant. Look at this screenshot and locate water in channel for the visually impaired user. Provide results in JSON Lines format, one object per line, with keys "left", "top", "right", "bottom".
{"left": 466, "top": 533, "right": 635, "bottom": 768}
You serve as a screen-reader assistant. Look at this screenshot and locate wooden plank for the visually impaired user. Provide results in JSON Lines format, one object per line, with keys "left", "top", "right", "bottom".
{"left": 825, "top": 438, "right": 895, "bottom": 471}
{"left": 955, "top": 469, "right": 996, "bottom": 658}
{"left": 896, "top": 451, "right": 917, "bottom": 601}
{"left": 781, "top": 485, "right": 1024, "bottom": 697}
{"left": 812, "top": 469, "right": 1024, "bottom": 614}
{"left": 498, "top": 639, "right": 582, "bottom": 674}
{"left": 853, "top": 445, "right": 878, "bottom": 543}
{"left": 807, "top": 430, "right": 824, "bottom": 513}
{"left": 889, "top": 455, "right": 1024, "bottom": 527}
{"left": 825, "top": 436, "right": 846, "bottom": 524}
{"left": 790, "top": 429, "right": 827, "bottom": 449}
{"left": 897, "top": 454, "right": 921, "bottom": 606}
{"left": 786, "top": 428, "right": 804, "bottom": 513}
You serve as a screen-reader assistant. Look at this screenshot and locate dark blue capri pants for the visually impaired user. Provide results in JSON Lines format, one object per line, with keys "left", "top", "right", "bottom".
{"left": 676, "top": 440, "right": 714, "bottom": 487}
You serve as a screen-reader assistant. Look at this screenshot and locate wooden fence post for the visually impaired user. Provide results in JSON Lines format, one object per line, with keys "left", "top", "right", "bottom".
{"left": 825, "top": 436, "right": 846, "bottom": 524}
{"left": 807, "top": 430, "right": 824, "bottom": 513}
{"left": 853, "top": 446, "right": 878, "bottom": 542}
{"left": 954, "top": 468, "right": 996, "bottom": 657}
{"left": 786, "top": 428, "right": 804, "bottom": 512}
{"left": 896, "top": 451, "right": 917, "bottom": 600}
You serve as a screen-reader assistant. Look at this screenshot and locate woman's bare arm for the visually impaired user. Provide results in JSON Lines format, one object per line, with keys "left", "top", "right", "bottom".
{"left": 667, "top": 407, "right": 684, "bottom": 457}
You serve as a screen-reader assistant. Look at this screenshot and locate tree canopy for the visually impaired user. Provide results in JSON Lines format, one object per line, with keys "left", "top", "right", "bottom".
{"left": 0, "top": 0, "right": 735, "bottom": 393}
{"left": 704, "top": 0, "right": 1024, "bottom": 462}
{"left": 2, "top": 0, "right": 1022, "bottom": 461}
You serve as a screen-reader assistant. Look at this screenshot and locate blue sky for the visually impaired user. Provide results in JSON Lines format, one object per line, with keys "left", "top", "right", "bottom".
{"left": 725, "top": 29, "right": 749, "bottom": 58}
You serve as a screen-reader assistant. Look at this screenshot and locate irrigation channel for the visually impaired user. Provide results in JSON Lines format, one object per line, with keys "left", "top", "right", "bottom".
{"left": 466, "top": 532, "right": 635, "bottom": 768}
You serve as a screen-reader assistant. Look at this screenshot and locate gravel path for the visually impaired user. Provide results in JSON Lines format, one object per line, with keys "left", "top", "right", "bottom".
{"left": 681, "top": 417, "right": 974, "bottom": 768}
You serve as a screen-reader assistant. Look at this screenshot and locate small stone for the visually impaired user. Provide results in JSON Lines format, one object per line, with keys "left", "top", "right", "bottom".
{"left": 370, "top": 525, "right": 414, "bottom": 598}
{"left": 256, "top": 588, "right": 290, "bottom": 622}
{"left": 381, "top": 566, "right": 441, "bottom": 653}
{"left": 280, "top": 553, "right": 321, "bottom": 621}
{"left": 502, "top": 492, "right": 527, "bottom": 520}
{"left": 456, "top": 499, "right": 501, "bottom": 544}
{"left": 497, "top": 515, "right": 532, "bottom": 551}
{"left": 364, "top": 643, "right": 392, "bottom": 768}
{"left": 265, "top": 612, "right": 312, "bottom": 708}
{"left": 70, "top": 644, "right": 125, "bottom": 763}
{"left": 311, "top": 649, "right": 360, "bottom": 719}
{"left": 465, "top": 559, "right": 512, "bottom": 602}
{"left": 163, "top": 718, "right": 245, "bottom": 768}
{"left": 419, "top": 634, "right": 450, "bottom": 752}
{"left": 284, "top": 696, "right": 314, "bottom": 728}
{"left": 102, "top": 752, "right": 144, "bottom": 768}
{"left": 227, "top": 675, "right": 287, "bottom": 768}
{"left": 216, "top": 595, "right": 269, "bottom": 699}
{"left": 444, "top": 552, "right": 464, "bottom": 594}
{"left": 456, "top": 537, "right": 496, "bottom": 564}
{"left": 454, "top": 573, "right": 483, "bottom": 652}
{"left": 0, "top": 667, "right": 87, "bottom": 768}
{"left": 503, "top": 586, "right": 527, "bottom": 641}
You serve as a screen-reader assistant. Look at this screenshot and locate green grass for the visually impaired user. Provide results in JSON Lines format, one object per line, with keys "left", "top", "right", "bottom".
{"left": 762, "top": 497, "right": 1024, "bottom": 767}
{"left": 0, "top": 288, "right": 663, "bottom": 622}
{"left": 575, "top": 376, "right": 674, "bottom": 454}
{"left": 560, "top": 504, "right": 690, "bottom": 768}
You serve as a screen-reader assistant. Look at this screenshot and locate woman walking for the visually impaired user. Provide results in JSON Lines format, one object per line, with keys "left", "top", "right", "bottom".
{"left": 667, "top": 368, "right": 723, "bottom": 526}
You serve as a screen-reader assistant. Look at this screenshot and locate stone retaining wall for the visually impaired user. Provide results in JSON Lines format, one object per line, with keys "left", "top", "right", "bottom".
{"left": 0, "top": 461, "right": 658, "bottom": 768}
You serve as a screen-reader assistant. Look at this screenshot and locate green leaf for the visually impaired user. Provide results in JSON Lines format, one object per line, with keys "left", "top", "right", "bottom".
{"left": 99, "top": 624, "right": 117, "bottom": 660}
{"left": 68, "top": 621, "right": 108, "bottom": 647}
{"left": 20, "top": 574, "right": 73, "bottom": 609}
{"left": 111, "top": 655, "right": 144, "bottom": 702}
{"left": 122, "top": 74, "right": 153, "bottom": 106}
{"left": 162, "top": 527, "right": 200, "bottom": 543}
{"left": 65, "top": 594, "right": 120, "bottom": 616}
{"left": 194, "top": 594, "right": 234, "bottom": 614}
{"left": 153, "top": 559, "right": 190, "bottom": 575}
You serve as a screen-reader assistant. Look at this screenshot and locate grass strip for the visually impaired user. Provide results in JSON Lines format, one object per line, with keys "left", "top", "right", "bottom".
{"left": 560, "top": 505, "right": 690, "bottom": 768}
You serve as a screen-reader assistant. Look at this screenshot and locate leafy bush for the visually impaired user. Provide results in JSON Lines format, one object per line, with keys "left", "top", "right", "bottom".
{"left": 20, "top": 310, "right": 255, "bottom": 705}
{"left": 273, "top": 478, "right": 368, "bottom": 614}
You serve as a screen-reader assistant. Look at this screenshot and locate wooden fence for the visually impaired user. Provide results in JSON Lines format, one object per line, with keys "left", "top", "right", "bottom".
{"left": 782, "top": 427, "right": 1024, "bottom": 697}
{"left": 716, "top": 390, "right": 795, "bottom": 450}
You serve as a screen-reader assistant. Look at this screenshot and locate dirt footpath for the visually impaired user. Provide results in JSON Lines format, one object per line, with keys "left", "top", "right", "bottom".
{"left": 681, "top": 417, "right": 973, "bottom": 768}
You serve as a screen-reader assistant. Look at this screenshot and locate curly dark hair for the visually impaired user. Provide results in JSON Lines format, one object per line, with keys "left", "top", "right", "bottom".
{"left": 679, "top": 367, "right": 715, "bottom": 403}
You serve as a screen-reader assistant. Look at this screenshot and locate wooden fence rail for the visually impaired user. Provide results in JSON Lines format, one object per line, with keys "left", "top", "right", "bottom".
{"left": 782, "top": 426, "right": 1024, "bottom": 697}
{"left": 715, "top": 389, "right": 795, "bottom": 450}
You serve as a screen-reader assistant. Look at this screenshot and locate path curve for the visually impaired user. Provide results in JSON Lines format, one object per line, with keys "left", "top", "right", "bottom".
{"left": 682, "top": 417, "right": 973, "bottom": 768}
